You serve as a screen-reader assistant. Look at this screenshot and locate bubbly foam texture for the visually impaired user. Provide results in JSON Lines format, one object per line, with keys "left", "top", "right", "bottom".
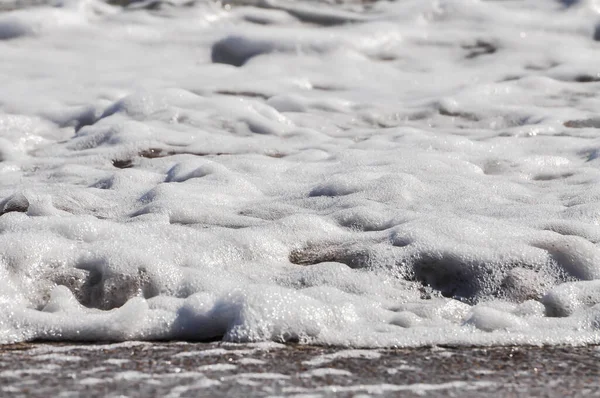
{"left": 1, "top": 0, "right": 600, "bottom": 346}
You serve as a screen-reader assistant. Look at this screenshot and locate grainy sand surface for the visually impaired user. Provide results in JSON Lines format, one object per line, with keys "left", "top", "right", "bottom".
{"left": 1, "top": 342, "right": 599, "bottom": 397}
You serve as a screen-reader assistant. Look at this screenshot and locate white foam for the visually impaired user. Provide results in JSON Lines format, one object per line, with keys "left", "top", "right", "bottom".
{"left": 283, "top": 380, "right": 497, "bottom": 395}
{"left": 1, "top": 0, "right": 600, "bottom": 347}
{"left": 197, "top": 363, "right": 237, "bottom": 372}
{"left": 104, "top": 358, "right": 130, "bottom": 365}
{"left": 79, "top": 377, "right": 105, "bottom": 386}
{"left": 113, "top": 371, "right": 150, "bottom": 381}
{"left": 164, "top": 378, "right": 221, "bottom": 397}
{"left": 237, "top": 358, "right": 265, "bottom": 365}
{"left": 0, "top": 365, "right": 59, "bottom": 378}
{"left": 300, "top": 368, "right": 353, "bottom": 378}
{"left": 33, "top": 353, "right": 83, "bottom": 362}
{"left": 303, "top": 350, "right": 381, "bottom": 367}
{"left": 231, "top": 372, "right": 290, "bottom": 380}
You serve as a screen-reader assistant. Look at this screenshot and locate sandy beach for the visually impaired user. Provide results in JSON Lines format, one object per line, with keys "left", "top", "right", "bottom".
{"left": 1, "top": 342, "right": 600, "bottom": 397}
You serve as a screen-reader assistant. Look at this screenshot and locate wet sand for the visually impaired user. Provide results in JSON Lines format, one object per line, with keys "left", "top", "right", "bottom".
{"left": 1, "top": 342, "right": 599, "bottom": 397}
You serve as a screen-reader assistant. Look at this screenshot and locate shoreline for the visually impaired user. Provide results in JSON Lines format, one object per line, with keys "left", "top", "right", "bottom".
{"left": 3, "top": 339, "right": 600, "bottom": 350}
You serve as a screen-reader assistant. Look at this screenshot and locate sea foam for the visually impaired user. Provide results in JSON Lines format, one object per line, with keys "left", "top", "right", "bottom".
{"left": 1, "top": 0, "right": 600, "bottom": 346}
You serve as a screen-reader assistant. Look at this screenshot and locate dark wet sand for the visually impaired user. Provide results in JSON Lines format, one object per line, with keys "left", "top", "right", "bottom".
{"left": 1, "top": 342, "right": 599, "bottom": 397}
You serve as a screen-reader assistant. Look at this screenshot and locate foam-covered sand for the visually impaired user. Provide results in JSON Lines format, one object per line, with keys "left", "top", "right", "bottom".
{"left": 2, "top": 0, "right": 600, "bottom": 346}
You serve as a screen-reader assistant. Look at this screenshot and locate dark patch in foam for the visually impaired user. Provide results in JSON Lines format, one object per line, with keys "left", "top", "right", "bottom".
{"left": 289, "top": 242, "right": 374, "bottom": 269}
{"left": 371, "top": 54, "right": 397, "bottom": 62}
{"left": 68, "top": 261, "right": 160, "bottom": 310}
{"left": 311, "top": 84, "right": 345, "bottom": 92}
{"left": 408, "top": 253, "right": 485, "bottom": 302}
{"left": 580, "top": 148, "right": 600, "bottom": 162}
{"left": 211, "top": 36, "right": 264, "bottom": 67}
{"left": 215, "top": 90, "right": 270, "bottom": 99}
{"left": 91, "top": 178, "right": 113, "bottom": 190}
{"left": 573, "top": 75, "right": 600, "bottom": 83}
{"left": 108, "top": 0, "right": 193, "bottom": 10}
{"left": 140, "top": 148, "right": 167, "bottom": 159}
{"left": 462, "top": 40, "right": 497, "bottom": 60}
{"left": 525, "top": 61, "right": 559, "bottom": 71}
{"left": 112, "top": 148, "right": 267, "bottom": 170}
{"left": 168, "top": 305, "right": 228, "bottom": 342}
{"left": 112, "top": 147, "right": 168, "bottom": 169}
{"left": 499, "top": 75, "right": 522, "bottom": 83}
{"left": 532, "top": 172, "right": 575, "bottom": 181}
{"left": 335, "top": 218, "right": 390, "bottom": 232}
{"left": 140, "top": 147, "right": 284, "bottom": 159}
{"left": 0, "top": 192, "right": 29, "bottom": 215}
{"left": 410, "top": 254, "right": 563, "bottom": 304}
{"left": 291, "top": 240, "right": 565, "bottom": 304}
{"left": 438, "top": 108, "right": 479, "bottom": 122}
{"left": 112, "top": 159, "right": 133, "bottom": 169}
{"left": 564, "top": 118, "right": 600, "bottom": 129}
{"left": 559, "top": 0, "right": 581, "bottom": 7}
{"left": 48, "top": 106, "right": 99, "bottom": 133}
{"left": 134, "top": 148, "right": 283, "bottom": 168}
{"left": 309, "top": 185, "right": 357, "bottom": 198}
